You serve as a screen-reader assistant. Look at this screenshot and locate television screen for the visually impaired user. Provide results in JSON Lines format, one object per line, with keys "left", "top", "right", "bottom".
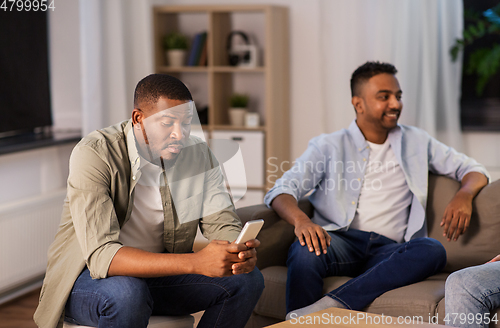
{"left": 0, "top": 11, "right": 52, "bottom": 137}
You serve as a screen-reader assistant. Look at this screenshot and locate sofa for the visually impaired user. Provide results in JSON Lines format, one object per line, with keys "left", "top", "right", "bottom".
{"left": 236, "top": 174, "right": 500, "bottom": 327}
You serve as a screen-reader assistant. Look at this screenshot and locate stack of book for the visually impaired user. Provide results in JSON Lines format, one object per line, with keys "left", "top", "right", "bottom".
{"left": 187, "top": 31, "right": 208, "bottom": 66}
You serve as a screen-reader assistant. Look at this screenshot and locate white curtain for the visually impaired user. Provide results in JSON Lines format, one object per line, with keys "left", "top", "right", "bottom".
{"left": 320, "top": 0, "right": 464, "bottom": 150}
{"left": 79, "top": 0, "right": 153, "bottom": 135}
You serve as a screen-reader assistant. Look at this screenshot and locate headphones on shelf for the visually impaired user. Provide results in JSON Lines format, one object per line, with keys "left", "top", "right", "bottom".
{"left": 227, "top": 31, "right": 251, "bottom": 66}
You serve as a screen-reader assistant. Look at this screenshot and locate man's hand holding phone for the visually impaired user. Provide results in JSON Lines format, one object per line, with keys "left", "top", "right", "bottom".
{"left": 231, "top": 219, "right": 264, "bottom": 274}
{"left": 230, "top": 238, "right": 260, "bottom": 275}
{"left": 194, "top": 220, "right": 263, "bottom": 277}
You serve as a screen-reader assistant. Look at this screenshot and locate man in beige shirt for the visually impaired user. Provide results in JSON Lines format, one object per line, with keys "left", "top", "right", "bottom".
{"left": 34, "top": 74, "right": 264, "bottom": 328}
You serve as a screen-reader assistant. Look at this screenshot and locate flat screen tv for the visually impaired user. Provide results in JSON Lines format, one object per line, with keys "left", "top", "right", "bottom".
{"left": 0, "top": 11, "right": 52, "bottom": 138}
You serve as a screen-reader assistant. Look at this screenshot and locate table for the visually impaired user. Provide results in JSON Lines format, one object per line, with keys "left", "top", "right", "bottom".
{"left": 266, "top": 307, "right": 447, "bottom": 327}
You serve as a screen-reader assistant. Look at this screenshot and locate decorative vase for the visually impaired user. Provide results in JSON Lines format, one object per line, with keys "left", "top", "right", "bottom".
{"left": 166, "top": 50, "right": 186, "bottom": 67}
{"left": 229, "top": 108, "right": 247, "bottom": 126}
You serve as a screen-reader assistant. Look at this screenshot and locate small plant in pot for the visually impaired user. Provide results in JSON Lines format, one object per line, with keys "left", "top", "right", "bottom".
{"left": 229, "top": 93, "right": 249, "bottom": 126}
{"left": 163, "top": 32, "right": 189, "bottom": 67}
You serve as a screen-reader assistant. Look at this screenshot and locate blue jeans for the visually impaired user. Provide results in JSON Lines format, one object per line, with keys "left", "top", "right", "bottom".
{"left": 445, "top": 262, "right": 500, "bottom": 328}
{"left": 286, "top": 229, "right": 446, "bottom": 312}
{"left": 64, "top": 267, "right": 264, "bottom": 328}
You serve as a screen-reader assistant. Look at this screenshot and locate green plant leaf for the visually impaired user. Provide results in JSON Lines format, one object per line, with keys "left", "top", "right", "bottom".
{"left": 488, "top": 23, "right": 500, "bottom": 34}
{"left": 466, "top": 48, "right": 488, "bottom": 74}
{"left": 463, "top": 29, "right": 473, "bottom": 43}
{"left": 450, "top": 45, "right": 460, "bottom": 61}
{"left": 465, "top": 8, "right": 481, "bottom": 21}
{"left": 477, "top": 21, "right": 486, "bottom": 37}
{"left": 163, "top": 32, "right": 189, "bottom": 50}
{"left": 229, "top": 93, "right": 249, "bottom": 108}
{"left": 468, "top": 44, "right": 500, "bottom": 95}
{"left": 469, "top": 24, "right": 479, "bottom": 37}
{"left": 450, "top": 4, "right": 500, "bottom": 96}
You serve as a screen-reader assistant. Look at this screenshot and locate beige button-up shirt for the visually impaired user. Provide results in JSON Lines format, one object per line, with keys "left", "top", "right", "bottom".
{"left": 34, "top": 120, "right": 242, "bottom": 328}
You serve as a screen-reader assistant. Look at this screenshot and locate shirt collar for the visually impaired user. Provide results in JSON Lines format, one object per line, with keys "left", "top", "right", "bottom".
{"left": 126, "top": 120, "right": 168, "bottom": 179}
{"left": 348, "top": 120, "right": 369, "bottom": 153}
{"left": 125, "top": 119, "right": 141, "bottom": 179}
{"left": 348, "top": 119, "right": 402, "bottom": 153}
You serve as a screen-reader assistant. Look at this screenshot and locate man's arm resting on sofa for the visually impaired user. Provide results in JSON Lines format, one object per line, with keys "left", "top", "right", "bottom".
{"left": 440, "top": 171, "right": 489, "bottom": 242}
{"left": 271, "top": 194, "right": 331, "bottom": 256}
{"left": 108, "top": 239, "right": 259, "bottom": 277}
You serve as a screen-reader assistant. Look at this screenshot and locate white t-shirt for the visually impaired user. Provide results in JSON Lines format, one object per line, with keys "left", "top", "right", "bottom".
{"left": 349, "top": 139, "right": 413, "bottom": 242}
{"left": 119, "top": 159, "right": 166, "bottom": 253}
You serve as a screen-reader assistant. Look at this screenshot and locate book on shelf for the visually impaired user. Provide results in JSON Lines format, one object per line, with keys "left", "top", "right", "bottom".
{"left": 188, "top": 31, "right": 207, "bottom": 66}
{"left": 198, "top": 39, "right": 208, "bottom": 66}
{"left": 187, "top": 33, "right": 201, "bottom": 66}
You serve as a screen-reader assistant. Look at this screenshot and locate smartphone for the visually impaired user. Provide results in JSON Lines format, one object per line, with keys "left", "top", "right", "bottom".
{"left": 235, "top": 219, "right": 264, "bottom": 244}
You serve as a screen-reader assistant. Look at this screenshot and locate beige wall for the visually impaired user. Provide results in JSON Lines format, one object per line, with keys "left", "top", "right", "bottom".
{"left": 48, "top": 0, "right": 500, "bottom": 181}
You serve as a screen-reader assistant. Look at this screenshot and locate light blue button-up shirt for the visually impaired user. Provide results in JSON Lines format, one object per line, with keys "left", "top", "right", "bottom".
{"left": 264, "top": 120, "right": 490, "bottom": 241}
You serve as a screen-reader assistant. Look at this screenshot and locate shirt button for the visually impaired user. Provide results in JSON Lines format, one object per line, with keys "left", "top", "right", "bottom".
{"left": 358, "top": 148, "right": 361, "bottom": 151}
{"left": 351, "top": 201, "right": 355, "bottom": 205}
{"left": 132, "top": 175, "right": 136, "bottom": 180}
{"left": 363, "top": 158, "right": 366, "bottom": 161}
{"left": 357, "top": 178, "right": 361, "bottom": 181}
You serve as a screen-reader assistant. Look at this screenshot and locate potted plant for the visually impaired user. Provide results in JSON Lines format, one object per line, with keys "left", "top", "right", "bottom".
{"left": 163, "top": 32, "right": 189, "bottom": 67}
{"left": 229, "top": 93, "right": 249, "bottom": 126}
{"left": 450, "top": 3, "right": 500, "bottom": 96}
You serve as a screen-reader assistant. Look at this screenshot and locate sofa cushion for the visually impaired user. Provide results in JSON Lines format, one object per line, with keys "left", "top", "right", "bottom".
{"left": 427, "top": 176, "right": 500, "bottom": 273}
{"left": 256, "top": 266, "right": 449, "bottom": 322}
{"left": 254, "top": 266, "right": 287, "bottom": 319}
{"left": 363, "top": 273, "right": 448, "bottom": 320}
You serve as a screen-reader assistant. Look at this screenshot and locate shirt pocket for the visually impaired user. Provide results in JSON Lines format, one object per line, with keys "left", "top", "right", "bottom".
{"left": 175, "top": 192, "right": 203, "bottom": 225}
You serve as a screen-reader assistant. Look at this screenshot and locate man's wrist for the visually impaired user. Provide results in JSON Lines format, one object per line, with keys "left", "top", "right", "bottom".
{"left": 456, "top": 189, "right": 474, "bottom": 200}
{"left": 183, "top": 252, "right": 199, "bottom": 275}
{"left": 294, "top": 215, "right": 311, "bottom": 226}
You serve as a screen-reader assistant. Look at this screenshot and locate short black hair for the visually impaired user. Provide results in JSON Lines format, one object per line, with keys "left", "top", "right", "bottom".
{"left": 350, "top": 61, "right": 397, "bottom": 97}
{"left": 134, "top": 74, "right": 192, "bottom": 108}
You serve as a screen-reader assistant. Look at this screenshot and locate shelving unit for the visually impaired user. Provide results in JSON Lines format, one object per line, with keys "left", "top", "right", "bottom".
{"left": 153, "top": 5, "right": 289, "bottom": 195}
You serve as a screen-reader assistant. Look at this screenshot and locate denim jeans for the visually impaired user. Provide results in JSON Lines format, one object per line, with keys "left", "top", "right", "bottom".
{"left": 286, "top": 229, "right": 446, "bottom": 313}
{"left": 64, "top": 267, "right": 264, "bottom": 328}
{"left": 445, "top": 262, "right": 500, "bottom": 328}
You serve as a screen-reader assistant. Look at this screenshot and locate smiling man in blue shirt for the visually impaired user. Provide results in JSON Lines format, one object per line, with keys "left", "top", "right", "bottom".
{"left": 264, "top": 61, "right": 490, "bottom": 319}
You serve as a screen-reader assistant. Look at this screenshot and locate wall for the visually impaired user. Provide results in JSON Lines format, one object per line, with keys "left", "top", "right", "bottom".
{"left": 464, "top": 132, "right": 500, "bottom": 181}
{"left": 49, "top": 0, "right": 82, "bottom": 131}
{"left": 46, "top": 0, "right": 500, "bottom": 181}
{"left": 146, "top": 0, "right": 500, "bottom": 181}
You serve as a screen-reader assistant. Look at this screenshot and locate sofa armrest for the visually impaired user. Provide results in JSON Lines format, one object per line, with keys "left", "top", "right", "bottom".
{"left": 236, "top": 198, "right": 314, "bottom": 270}
{"left": 427, "top": 175, "right": 500, "bottom": 272}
